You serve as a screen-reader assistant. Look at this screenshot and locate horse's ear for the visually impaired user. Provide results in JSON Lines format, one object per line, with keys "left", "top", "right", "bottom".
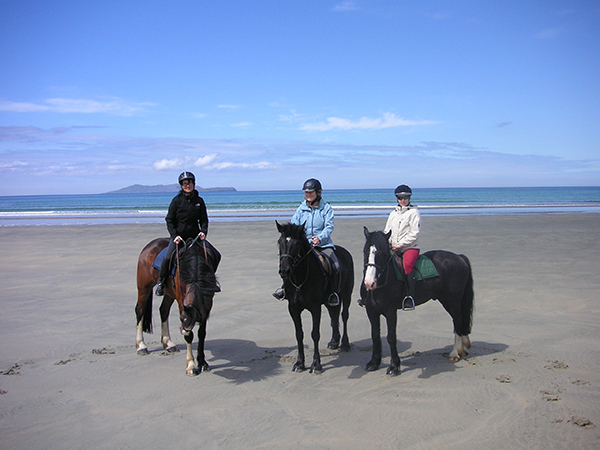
{"left": 385, "top": 230, "right": 392, "bottom": 240}
{"left": 276, "top": 220, "right": 283, "bottom": 232}
{"left": 364, "top": 226, "right": 370, "bottom": 238}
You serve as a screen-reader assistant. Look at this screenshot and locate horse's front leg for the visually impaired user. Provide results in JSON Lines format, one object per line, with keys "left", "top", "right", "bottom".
{"left": 366, "top": 306, "right": 382, "bottom": 371}
{"left": 289, "top": 304, "right": 306, "bottom": 372}
{"left": 195, "top": 319, "right": 210, "bottom": 373}
{"left": 309, "top": 306, "right": 323, "bottom": 373}
{"left": 385, "top": 310, "right": 400, "bottom": 376}
{"left": 135, "top": 321, "right": 149, "bottom": 355}
{"left": 182, "top": 329, "right": 197, "bottom": 376}
{"left": 159, "top": 296, "right": 178, "bottom": 352}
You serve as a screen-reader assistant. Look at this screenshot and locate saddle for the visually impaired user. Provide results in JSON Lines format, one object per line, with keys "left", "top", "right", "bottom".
{"left": 152, "top": 239, "right": 221, "bottom": 275}
{"left": 312, "top": 248, "right": 340, "bottom": 277}
{"left": 392, "top": 252, "right": 439, "bottom": 281}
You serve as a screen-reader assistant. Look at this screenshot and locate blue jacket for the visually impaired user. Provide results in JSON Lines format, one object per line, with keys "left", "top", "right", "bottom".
{"left": 291, "top": 200, "right": 335, "bottom": 248}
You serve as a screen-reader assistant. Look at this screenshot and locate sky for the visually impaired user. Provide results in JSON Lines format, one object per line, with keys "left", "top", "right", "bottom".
{"left": 1, "top": 0, "right": 599, "bottom": 196}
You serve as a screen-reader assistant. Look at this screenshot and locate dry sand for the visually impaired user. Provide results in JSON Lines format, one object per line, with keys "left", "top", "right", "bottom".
{"left": 1, "top": 214, "right": 599, "bottom": 449}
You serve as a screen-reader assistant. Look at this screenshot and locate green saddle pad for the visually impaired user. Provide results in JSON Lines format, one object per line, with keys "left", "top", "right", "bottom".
{"left": 413, "top": 254, "right": 439, "bottom": 280}
{"left": 393, "top": 253, "right": 439, "bottom": 281}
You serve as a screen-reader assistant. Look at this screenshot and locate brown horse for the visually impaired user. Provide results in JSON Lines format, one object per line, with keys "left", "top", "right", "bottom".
{"left": 135, "top": 237, "right": 220, "bottom": 376}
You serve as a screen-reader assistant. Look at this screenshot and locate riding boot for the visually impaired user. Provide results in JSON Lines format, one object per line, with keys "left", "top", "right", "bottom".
{"left": 402, "top": 271, "right": 416, "bottom": 311}
{"left": 156, "top": 258, "right": 168, "bottom": 296}
{"left": 327, "top": 271, "right": 341, "bottom": 306}
{"left": 272, "top": 286, "right": 285, "bottom": 301}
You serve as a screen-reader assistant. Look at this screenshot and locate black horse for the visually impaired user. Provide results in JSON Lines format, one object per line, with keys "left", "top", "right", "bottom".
{"left": 276, "top": 221, "right": 354, "bottom": 373}
{"left": 135, "top": 237, "right": 220, "bottom": 376}
{"left": 361, "top": 227, "right": 474, "bottom": 375}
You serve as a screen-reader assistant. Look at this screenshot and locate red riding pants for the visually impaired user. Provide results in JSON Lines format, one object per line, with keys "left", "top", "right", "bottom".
{"left": 401, "top": 248, "right": 420, "bottom": 274}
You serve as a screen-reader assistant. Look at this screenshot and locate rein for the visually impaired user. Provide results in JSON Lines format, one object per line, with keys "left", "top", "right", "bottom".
{"left": 364, "top": 248, "right": 394, "bottom": 290}
{"left": 279, "top": 246, "right": 313, "bottom": 291}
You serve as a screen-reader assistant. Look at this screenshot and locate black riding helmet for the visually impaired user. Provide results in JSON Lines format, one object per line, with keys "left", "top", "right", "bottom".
{"left": 394, "top": 184, "right": 412, "bottom": 198}
{"left": 302, "top": 178, "right": 322, "bottom": 192}
{"left": 178, "top": 171, "right": 196, "bottom": 185}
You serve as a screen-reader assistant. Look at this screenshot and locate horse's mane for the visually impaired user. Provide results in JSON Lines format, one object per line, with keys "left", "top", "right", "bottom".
{"left": 277, "top": 222, "right": 310, "bottom": 248}
{"left": 179, "top": 242, "right": 219, "bottom": 292}
{"left": 365, "top": 229, "right": 391, "bottom": 252}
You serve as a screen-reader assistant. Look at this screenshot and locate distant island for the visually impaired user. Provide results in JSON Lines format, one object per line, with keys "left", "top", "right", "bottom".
{"left": 104, "top": 184, "right": 236, "bottom": 194}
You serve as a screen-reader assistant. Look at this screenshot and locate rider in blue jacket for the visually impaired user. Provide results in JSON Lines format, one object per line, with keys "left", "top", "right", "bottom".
{"left": 273, "top": 178, "right": 341, "bottom": 306}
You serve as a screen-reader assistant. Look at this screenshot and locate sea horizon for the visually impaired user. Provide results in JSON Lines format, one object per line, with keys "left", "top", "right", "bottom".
{"left": 1, "top": 186, "right": 599, "bottom": 226}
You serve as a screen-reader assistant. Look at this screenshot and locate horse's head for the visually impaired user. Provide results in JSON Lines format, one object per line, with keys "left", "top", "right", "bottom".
{"left": 276, "top": 220, "right": 309, "bottom": 280}
{"left": 363, "top": 227, "right": 392, "bottom": 291}
{"left": 177, "top": 240, "right": 216, "bottom": 331}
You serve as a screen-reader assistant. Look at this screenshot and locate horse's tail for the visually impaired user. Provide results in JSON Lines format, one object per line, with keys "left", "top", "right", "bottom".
{"left": 136, "top": 289, "right": 154, "bottom": 334}
{"left": 458, "top": 254, "right": 474, "bottom": 336}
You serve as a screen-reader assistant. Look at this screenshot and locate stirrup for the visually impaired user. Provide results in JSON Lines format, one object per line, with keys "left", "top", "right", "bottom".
{"left": 327, "top": 292, "right": 340, "bottom": 307}
{"left": 272, "top": 288, "right": 285, "bottom": 301}
{"left": 402, "top": 296, "right": 415, "bottom": 311}
{"left": 357, "top": 298, "right": 366, "bottom": 308}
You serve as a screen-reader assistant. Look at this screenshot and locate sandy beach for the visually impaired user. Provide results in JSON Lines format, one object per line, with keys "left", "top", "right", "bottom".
{"left": 1, "top": 214, "right": 599, "bottom": 449}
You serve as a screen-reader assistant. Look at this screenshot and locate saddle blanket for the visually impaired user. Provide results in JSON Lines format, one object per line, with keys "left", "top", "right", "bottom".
{"left": 413, "top": 255, "right": 439, "bottom": 280}
{"left": 152, "top": 240, "right": 221, "bottom": 274}
{"left": 394, "top": 253, "right": 439, "bottom": 281}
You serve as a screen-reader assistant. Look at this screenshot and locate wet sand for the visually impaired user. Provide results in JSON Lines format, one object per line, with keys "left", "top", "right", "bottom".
{"left": 1, "top": 214, "right": 599, "bottom": 449}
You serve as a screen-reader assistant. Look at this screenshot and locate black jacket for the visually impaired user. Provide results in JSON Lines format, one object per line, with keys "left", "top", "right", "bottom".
{"left": 165, "top": 190, "right": 209, "bottom": 240}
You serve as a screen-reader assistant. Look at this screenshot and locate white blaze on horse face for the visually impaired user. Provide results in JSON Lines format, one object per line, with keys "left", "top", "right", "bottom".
{"left": 364, "top": 245, "right": 378, "bottom": 290}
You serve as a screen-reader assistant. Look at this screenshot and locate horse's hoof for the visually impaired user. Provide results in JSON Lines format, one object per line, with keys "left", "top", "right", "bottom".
{"left": 340, "top": 341, "right": 351, "bottom": 352}
{"left": 386, "top": 366, "right": 401, "bottom": 376}
{"left": 198, "top": 363, "right": 210, "bottom": 373}
{"left": 366, "top": 362, "right": 380, "bottom": 372}
{"left": 309, "top": 364, "right": 323, "bottom": 374}
{"left": 186, "top": 369, "right": 198, "bottom": 377}
{"left": 292, "top": 363, "right": 306, "bottom": 372}
{"left": 166, "top": 346, "right": 179, "bottom": 353}
{"left": 137, "top": 348, "right": 150, "bottom": 356}
{"left": 327, "top": 341, "right": 339, "bottom": 350}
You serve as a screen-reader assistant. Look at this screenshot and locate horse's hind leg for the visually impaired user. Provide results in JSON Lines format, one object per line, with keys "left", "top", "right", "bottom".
{"left": 158, "top": 296, "right": 178, "bottom": 352}
{"left": 449, "top": 334, "right": 471, "bottom": 361}
{"left": 325, "top": 305, "right": 342, "bottom": 350}
{"left": 135, "top": 286, "right": 153, "bottom": 355}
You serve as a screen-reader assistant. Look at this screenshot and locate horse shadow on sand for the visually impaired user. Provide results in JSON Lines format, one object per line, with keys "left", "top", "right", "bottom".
{"left": 343, "top": 339, "right": 509, "bottom": 379}
{"left": 169, "top": 338, "right": 508, "bottom": 383}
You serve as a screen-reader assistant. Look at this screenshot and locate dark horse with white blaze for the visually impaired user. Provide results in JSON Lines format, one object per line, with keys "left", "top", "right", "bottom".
{"left": 361, "top": 227, "right": 474, "bottom": 375}
{"left": 135, "top": 237, "right": 220, "bottom": 376}
{"left": 276, "top": 221, "right": 354, "bottom": 373}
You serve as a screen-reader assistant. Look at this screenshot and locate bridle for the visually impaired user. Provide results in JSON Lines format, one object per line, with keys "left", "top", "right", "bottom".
{"left": 364, "top": 246, "right": 394, "bottom": 290}
{"left": 279, "top": 239, "right": 313, "bottom": 291}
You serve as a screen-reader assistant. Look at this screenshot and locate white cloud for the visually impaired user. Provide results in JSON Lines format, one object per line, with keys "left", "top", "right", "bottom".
{"left": 333, "top": 1, "right": 359, "bottom": 12}
{"left": 193, "top": 154, "right": 217, "bottom": 167}
{"left": 0, "top": 97, "right": 154, "bottom": 116}
{"left": 300, "top": 112, "right": 439, "bottom": 131}
{"left": 217, "top": 104, "right": 242, "bottom": 109}
{"left": 153, "top": 158, "right": 184, "bottom": 170}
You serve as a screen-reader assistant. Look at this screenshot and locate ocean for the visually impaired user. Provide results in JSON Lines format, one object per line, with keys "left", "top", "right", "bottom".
{"left": 1, "top": 186, "right": 599, "bottom": 226}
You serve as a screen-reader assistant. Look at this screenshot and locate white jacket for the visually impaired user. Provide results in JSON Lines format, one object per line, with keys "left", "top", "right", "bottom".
{"left": 384, "top": 205, "right": 420, "bottom": 251}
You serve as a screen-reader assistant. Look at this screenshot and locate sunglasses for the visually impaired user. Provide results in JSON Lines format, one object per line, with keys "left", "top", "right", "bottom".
{"left": 396, "top": 196, "right": 410, "bottom": 201}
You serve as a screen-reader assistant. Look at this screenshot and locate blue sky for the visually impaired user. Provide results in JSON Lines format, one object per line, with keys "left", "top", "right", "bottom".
{"left": 1, "top": 1, "right": 599, "bottom": 195}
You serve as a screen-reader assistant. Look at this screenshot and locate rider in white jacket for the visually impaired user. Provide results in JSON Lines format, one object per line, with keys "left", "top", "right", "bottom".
{"left": 384, "top": 185, "right": 421, "bottom": 310}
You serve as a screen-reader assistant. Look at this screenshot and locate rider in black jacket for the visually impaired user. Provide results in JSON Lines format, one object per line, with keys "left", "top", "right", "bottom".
{"left": 155, "top": 171, "right": 209, "bottom": 296}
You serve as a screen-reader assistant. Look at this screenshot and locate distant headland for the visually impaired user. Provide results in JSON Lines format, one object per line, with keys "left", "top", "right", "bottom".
{"left": 104, "top": 184, "right": 236, "bottom": 194}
